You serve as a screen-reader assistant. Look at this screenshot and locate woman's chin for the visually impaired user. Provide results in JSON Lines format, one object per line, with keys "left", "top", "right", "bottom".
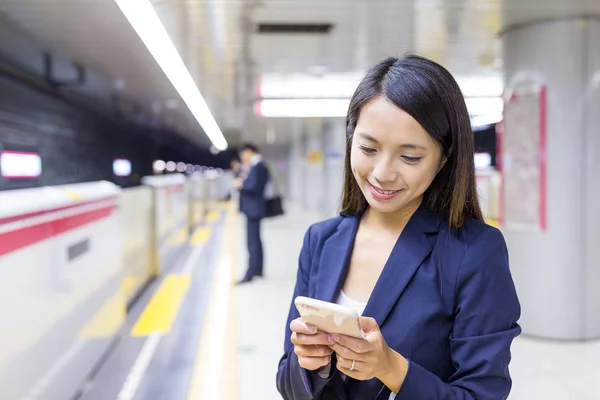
{"left": 370, "top": 203, "right": 402, "bottom": 214}
{"left": 365, "top": 195, "right": 403, "bottom": 213}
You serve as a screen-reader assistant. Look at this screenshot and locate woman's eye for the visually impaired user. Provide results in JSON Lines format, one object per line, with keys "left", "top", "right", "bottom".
{"left": 402, "top": 156, "right": 422, "bottom": 163}
{"left": 359, "top": 145, "right": 376, "bottom": 154}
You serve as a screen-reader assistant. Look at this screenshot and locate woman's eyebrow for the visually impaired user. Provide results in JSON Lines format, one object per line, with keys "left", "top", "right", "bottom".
{"left": 358, "top": 133, "right": 426, "bottom": 150}
{"left": 358, "top": 132, "right": 378, "bottom": 143}
{"left": 400, "top": 143, "right": 427, "bottom": 150}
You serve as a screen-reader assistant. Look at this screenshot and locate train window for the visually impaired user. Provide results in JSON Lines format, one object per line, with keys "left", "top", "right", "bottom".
{"left": 0, "top": 151, "right": 42, "bottom": 178}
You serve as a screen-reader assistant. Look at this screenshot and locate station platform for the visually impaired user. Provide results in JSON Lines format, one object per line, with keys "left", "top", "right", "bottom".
{"left": 70, "top": 203, "right": 599, "bottom": 400}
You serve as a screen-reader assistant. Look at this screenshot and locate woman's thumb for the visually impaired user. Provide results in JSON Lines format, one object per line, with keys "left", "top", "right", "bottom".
{"left": 359, "top": 316, "right": 379, "bottom": 333}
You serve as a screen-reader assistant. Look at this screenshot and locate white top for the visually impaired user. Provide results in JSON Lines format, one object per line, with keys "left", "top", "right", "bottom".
{"left": 249, "top": 154, "right": 263, "bottom": 166}
{"left": 334, "top": 291, "right": 396, "bottom": 400}
{"left": 335, "top": 290, "right": 368, "bottom": 316}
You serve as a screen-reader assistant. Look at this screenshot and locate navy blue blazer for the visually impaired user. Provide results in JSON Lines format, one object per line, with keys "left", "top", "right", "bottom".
{"left": 276, "top": 207, "right": 521, "bottom": 400}
{"left": 239, "top": 161, "right": 269, "bottom": 220}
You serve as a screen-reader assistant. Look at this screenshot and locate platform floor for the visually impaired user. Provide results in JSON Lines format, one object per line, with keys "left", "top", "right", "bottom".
{"left": 79, "top": 202, "right": 600, "bottom": 400}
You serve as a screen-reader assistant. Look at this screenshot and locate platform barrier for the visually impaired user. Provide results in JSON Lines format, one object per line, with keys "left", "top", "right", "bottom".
{"left": 141, "top": 174, "right": 189, "bottom": 275}
{"left": 188, "top": 170, "right": 229, "bottom": 229}
{"left": 188, "top": 173, "right": 209, "bottom": 228}
{"left": 120, "top": 185, "right": 154, "bottom": 305}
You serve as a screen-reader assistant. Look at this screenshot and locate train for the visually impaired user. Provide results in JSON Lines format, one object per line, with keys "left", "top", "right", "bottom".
{"left": 0, "top": 171, "right": 229, "bottom": 400}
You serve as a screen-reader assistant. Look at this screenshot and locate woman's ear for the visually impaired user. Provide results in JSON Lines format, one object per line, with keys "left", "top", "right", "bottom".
{"left": 437, "top": 156, "right": 447, "bottom": 173}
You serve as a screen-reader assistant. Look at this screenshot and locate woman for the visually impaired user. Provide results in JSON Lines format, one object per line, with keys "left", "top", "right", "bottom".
{"left": 276, "top": 55, "right": 521, "bottom": 400}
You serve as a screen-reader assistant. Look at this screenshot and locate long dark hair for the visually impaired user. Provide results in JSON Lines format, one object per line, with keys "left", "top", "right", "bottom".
{"left": 340, "top": 54, "right": 484, "bottom": 229}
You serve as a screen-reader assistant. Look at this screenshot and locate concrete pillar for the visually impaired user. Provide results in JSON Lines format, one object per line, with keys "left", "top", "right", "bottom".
{"left": 502, "top": 17, "right": 600, "bottom": 340}
{"left": 323, "top": 118, "right": 346, "bottom": 218}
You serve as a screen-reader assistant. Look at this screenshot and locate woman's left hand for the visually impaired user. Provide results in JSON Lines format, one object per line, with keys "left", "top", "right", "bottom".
{"left": 328, "top": 317, "right": 400, "bottom": 382}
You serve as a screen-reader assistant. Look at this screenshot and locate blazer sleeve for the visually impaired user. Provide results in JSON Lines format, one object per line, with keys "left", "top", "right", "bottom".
{"left": 240, "top": 162, "right": 269, "bottom": 196}
{"left": 396, "top": 227, "right": 521, "bottom": 400}
{"left": 276, "top": 226, "right": 340, "bottom": 400}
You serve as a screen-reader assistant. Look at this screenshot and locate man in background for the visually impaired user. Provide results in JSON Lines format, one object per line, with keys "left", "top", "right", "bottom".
{"left": 234, "top": 143, "right": 270, "bottom": 284}
{"left": 230, "top": 158, "right": 244, "bottom": 179}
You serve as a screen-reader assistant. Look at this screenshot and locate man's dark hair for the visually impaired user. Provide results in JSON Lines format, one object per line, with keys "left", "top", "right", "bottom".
{"left": 239, "top": 142, "right": 260, "bottom": 153}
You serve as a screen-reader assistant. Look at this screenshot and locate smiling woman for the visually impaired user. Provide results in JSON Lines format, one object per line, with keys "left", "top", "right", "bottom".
{"left": 341, "top": 55, "right": 483, "bottom": 229}
{"left": 277, "top": 55, "right": 521, "bottom": 400}
{"left": 349, "top": 99, "right": 445, "bottom": 211}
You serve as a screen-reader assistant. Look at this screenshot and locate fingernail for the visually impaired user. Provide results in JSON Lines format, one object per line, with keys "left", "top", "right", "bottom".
{"left": 308, "top": 325, "right": 317, "bottom": 334}
{"left": 331, "top": 334, "right": 339, "bottom": 342}
{"left": 328, "top": 335, "right": 335, "bottom": 344}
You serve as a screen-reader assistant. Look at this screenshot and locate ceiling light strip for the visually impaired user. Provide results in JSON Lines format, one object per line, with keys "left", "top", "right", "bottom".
{"left": 114, "top": 0, "right": 228, "bottom": 150}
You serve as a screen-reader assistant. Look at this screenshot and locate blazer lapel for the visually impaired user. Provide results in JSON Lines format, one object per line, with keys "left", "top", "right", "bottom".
{"left": 315, "top": 216, "right": 360, "bottom": 303}
{"left": 362, "top": 208, "right": 441, "bottom": 327}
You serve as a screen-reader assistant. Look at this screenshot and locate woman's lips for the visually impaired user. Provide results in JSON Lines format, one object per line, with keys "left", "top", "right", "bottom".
{"left": 367, "top": 181, "right": 402, "bottom": 200}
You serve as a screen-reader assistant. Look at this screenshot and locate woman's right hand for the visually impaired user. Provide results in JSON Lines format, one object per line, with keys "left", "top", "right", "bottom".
{"left": 290, "top": 317, "right": 334, "bottom": 371}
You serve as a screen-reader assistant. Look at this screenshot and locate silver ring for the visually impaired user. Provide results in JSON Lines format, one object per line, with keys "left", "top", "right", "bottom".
{"left": 350, "top": 359, "right": 356, "bottom": 371}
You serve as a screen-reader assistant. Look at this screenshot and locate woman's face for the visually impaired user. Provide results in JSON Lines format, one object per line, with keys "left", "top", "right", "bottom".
{"left": 350, "top": 96, "right": 445, "bottom": 215}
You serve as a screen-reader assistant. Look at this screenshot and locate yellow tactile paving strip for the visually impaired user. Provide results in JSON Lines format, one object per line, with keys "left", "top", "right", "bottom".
{"left": 130, "top": 274, "right": 192, "bottom": 337}
{"left": 187, "top": 201, "right": 238, "bottom": 400}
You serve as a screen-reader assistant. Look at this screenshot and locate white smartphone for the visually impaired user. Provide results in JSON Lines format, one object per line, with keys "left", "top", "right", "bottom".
{"left": 294, "top": 296, "right": 365, "bottom": 339}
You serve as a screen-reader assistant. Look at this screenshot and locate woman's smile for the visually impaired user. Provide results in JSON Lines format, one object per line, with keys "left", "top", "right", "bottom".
{"left": 367, "top": 181, "right": 402, "bottom": 200}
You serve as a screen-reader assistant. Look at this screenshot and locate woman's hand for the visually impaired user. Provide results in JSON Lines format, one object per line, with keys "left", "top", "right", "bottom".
{"left": 290, "top": 317, "right": 334, "bottom": 371}
{"left": 328, "top": 317, "right": 408, "bottom": 391}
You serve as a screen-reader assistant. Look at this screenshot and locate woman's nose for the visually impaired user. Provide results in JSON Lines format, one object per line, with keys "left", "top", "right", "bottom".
{"left": 372, "top": 159, "right": 398, "bottom": 183}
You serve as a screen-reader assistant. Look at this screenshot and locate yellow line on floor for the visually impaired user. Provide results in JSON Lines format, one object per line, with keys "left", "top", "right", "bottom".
{"left": 187, "top": 201, "right": 238, "bottom": 399}
{"left": 131, "top": 208, "right": 224, "bottom": 338}
{"left": 78, "top": 289, "right": 126, "bottom": 339}
{"left": 130, "top": 275, "right": 191, "bottom": 337}
{"left": 167, "top": 228, "right": 189, "bottom": 246}
{"left": 223, "top": 204, "right": 239, "bottom": 400}
{"left": 190, "top": 226, "right": 211, "bottom": 245}
{"left": 206, "top": 211, "right": 220, "bottom": 223}
{"left": 122, "top": 275, "right": 144, "bottom": 303}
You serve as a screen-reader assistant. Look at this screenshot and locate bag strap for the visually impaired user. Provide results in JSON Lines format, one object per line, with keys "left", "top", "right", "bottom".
{"left": 264, "top": 162, "right": 281, "bottom": 196}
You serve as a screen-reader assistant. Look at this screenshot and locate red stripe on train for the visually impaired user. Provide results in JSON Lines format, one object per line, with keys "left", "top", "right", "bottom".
{"left": 0, "top": 206, "right": 115, "bottom": 257}
{"left": 0, "top": 196, "right": 117, "bottom": 225}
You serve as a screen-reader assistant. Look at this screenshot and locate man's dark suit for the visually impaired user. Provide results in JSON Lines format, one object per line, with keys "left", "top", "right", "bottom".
{"left": 238, "top": 160, "right": 270, "bottom": 281}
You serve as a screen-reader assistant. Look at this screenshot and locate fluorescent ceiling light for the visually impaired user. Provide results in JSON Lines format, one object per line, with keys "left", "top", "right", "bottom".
{"left": 153, "top": 160, "right": 166, "bottom": 172}
{"left": 256, "top": 97, "right": 504, "bottom": 122}
{"left": 465, "top": 97, "right": 503, "bottom": 117}
{"left": 259, "top": 73, "right": 504, "bottom": 100}
{"left": 257, "top": 99, "right": 350, "bottom": 118}
{"left": 455, "top": 74, "right": 504, "bottom": 98}
{"left": 114, "top": 0, "right": 228, "bottom": 150}
{"left": 474, "top": 152, "right": 492, "bottom": 169}
{"left": 259, "top": 73, "right": 363, "bottom": 99}
{"left": 471, "top": 114, "right": 503, "bottom": 129}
